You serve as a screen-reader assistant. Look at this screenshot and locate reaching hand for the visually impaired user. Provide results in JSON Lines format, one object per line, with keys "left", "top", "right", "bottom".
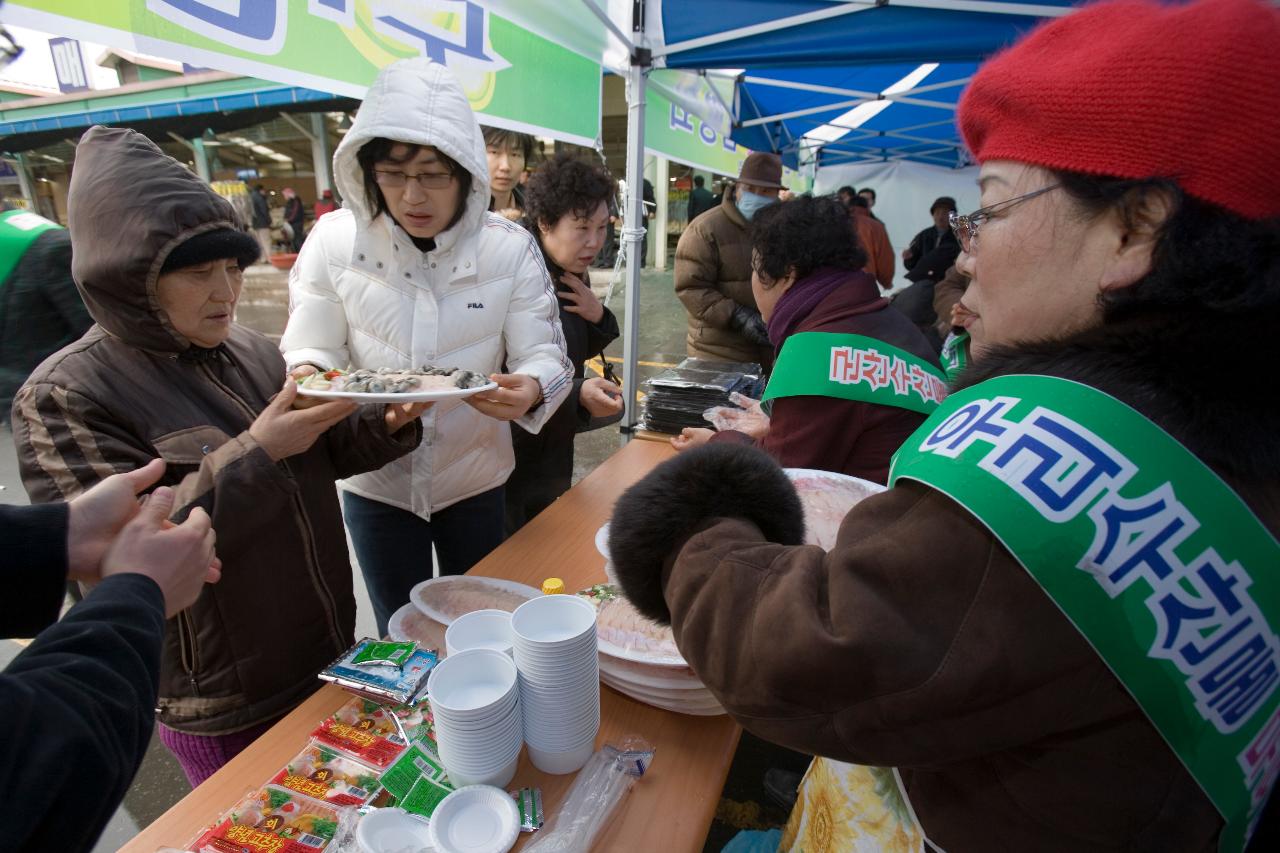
{"left": 580, "top": 377, "right": 623, "bottom": 419}
{"left": 100, "top": 486, "right": 220, "bottom": 618}
{"left": 385, "top": 401, "right": 433, "bottom": 433}
{"left": 702, "top": 392, "right": 771, "bottom": 439}
{"left": 557, "top": 273, "right": 605, "bottom": 325}
{"left": 66, "top": 458, "right": 167, "bottom": 583}
{"left": 249, "top": 380, "right": 358, "bottom": 461}
{"left": 465, "top": 373, "right": 542, "bottom": 421}
{"left": 670, "top": 427, "right": 715, "bottom": 452}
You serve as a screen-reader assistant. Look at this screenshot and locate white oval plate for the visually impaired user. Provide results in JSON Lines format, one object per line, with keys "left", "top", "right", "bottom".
{"left": 578, "top": 587, "right": 688, "bottom": 668}
{"left": 597, "top": 653, "right": 704, "bottom": 690}
{"left": 411, "top": 576, "right": 542, "bottom": 626}
{"left": 601, "top": 672, "right": 726, "bottom": 716}
{"left": 429, "top": 785, "right": 520, "bottom": 853}
{"left": 296, "top": 380, "right": 497, "bottom": 404}
{"left": 387, "top": 601, "right": 442, "bottom": 645}
{"left": 594, "top": 522, "right": 610, "bottom": 561}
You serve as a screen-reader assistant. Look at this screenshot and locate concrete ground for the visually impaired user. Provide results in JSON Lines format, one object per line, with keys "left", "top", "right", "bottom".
{"left": 3, "top": 259, "right": 800, "bottom": 851}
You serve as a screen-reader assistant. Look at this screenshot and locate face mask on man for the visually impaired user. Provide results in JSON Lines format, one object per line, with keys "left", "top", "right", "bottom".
{"left": 737, "top": 190, "right": 777, "bottom": 221}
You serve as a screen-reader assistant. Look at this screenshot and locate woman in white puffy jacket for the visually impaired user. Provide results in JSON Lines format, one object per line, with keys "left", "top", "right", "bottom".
{"left": 280, "top": 58, "right": 572, "bottom": 635}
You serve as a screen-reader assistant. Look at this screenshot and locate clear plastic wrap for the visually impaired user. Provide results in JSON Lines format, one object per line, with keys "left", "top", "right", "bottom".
{"left": 522, "top": 737, "right": 655, "bottom": 853}
{"left": 702, "top": 392, "right": 770, "bottom": 438}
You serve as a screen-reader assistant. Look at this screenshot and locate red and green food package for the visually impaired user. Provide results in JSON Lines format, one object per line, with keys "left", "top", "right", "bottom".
{"left": 190, "top": 785, "right": 341, "bottom": 853}
{"left": 310, "top": 697, "right": 435, "bottom": 769}
{"left": 270, "top": 741, "right": 382, "bottom": 807}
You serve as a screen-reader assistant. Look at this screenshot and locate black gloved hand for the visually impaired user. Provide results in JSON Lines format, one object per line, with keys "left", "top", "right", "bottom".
{"left": 728, "top": 303, "right": 770, "bottom": 346}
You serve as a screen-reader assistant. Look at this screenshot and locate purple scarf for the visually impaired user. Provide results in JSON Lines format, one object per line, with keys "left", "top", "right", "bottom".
{"left": 767, "top": 267, "right": 858, "bottom": 348}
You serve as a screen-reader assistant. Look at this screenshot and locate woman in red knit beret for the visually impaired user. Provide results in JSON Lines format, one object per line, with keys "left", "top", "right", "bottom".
{"left": 607, "top": 0, "right": 1280, "bottom": 850}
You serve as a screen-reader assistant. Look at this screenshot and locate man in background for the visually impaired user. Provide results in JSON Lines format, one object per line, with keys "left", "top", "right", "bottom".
{"left": 250, "top": 185, "right": 271, "bottom": 260}
{"left": 849, "top": 195, "right": 894, "bottom": 290}
{"left": 674, "top": 153, "right": 783, "bottom": 369}
{"left": 686, "top": 175, "right": 715, "bottom": 223}
{"left": 0, "top": 209, "right": 91, "bottom": 422}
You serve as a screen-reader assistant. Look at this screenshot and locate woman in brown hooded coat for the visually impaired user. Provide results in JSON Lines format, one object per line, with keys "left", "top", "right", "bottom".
{"left": 12, "top": 126, "right": 424, "bottom": 786}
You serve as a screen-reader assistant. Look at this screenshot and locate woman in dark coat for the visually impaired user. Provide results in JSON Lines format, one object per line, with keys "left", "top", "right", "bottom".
{"left": 505, "top": 154, "right": 624, "bottom": 532}
{"left": 672, "top": 194, "right": 940, "bottom": 484}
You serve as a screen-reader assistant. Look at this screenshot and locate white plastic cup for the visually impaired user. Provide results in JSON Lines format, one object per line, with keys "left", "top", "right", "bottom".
{"left": 442, "top": 752, "right": 520, "bottom": 789}
{"left": 445, "top": 609, "right": 514, "bottom": 658}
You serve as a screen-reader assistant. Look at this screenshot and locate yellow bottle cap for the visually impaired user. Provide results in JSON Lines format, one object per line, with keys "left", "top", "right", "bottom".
{"left": 541, "top": 577, "right": 565, "bottom": 595}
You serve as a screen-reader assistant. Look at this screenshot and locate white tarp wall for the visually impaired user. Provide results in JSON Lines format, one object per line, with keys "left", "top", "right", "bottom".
{"left": 815, "top": 160, "right": 980, "bottom": 293}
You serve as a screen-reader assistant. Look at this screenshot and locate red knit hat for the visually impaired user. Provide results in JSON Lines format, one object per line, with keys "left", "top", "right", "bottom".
{"left": 959, "top": 0, "right": 1280, "bottom": 220}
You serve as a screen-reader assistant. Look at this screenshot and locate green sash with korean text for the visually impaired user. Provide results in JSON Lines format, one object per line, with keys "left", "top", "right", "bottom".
{"left": 940, "top": 330, "right": 969, "bottom": 380}
{"left": 888, "top": 374, "right": 1280, "bottom": 852}
{"left": 761, "top": 332, "right": 949, "bottom": 415}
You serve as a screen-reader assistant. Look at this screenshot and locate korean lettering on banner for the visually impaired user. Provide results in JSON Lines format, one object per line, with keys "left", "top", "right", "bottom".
{"left": 146, "top": 0, "right": 503, "bottom": 66}
{"left": 830, "top": 346, "right": 946, "bottom": 406}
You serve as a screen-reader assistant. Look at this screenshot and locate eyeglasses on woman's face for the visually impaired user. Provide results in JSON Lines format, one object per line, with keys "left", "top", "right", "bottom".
{"left": 949, "top": 184, "right": 1060, "bottom": 253}
{"left": 373, "top": 169, "right": 455, "bottom": 191}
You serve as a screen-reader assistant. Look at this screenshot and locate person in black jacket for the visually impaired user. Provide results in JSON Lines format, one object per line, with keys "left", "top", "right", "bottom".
{"left": 282, "top": 187, "right": 306, "bottom": 252}
{"left": 507, "top": 154, "right": 624, "bottom": 532}
{"left": 250, "top": 184, "right": 272, "bottom": 260}
{"left": 0, "top": 214, "right": 92, "bottom": 421}
{"left": 895, "top": 196, "right": 962, "bottom": 351}
{"left": 0, "top": 458, "right": 219, "bottom": 852}
{"left": 687, "top": 175, "right": 714, "bottom": 223}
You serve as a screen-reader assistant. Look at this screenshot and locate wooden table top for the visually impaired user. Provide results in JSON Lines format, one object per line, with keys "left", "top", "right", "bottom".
{"left": 121, "top": 438, "right": 741, "bottom": 853}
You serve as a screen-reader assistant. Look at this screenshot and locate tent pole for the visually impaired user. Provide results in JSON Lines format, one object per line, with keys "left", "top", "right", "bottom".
{"left": 620, "top": 21, "right": 651, "bottom": 436}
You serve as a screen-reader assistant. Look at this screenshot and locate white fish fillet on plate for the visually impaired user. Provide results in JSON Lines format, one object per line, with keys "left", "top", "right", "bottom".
{"left": 784, "top": 468, "right": 886, "bottom": 551}
{"left": 410, "top": 576, "right": 541, "bottom": 626}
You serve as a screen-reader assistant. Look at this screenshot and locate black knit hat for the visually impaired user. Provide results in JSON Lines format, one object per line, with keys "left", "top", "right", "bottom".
{"left": 160, "top": 228, "right": 261, "bottom": 274}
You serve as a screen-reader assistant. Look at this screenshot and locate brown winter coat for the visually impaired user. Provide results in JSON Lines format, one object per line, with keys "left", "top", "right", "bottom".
{"left": 12, "top": 127, "right": 421, "bottom": 735}
{"left": 674, "top": 196, "right": 773, "bottom": 366}
{"left": 609, "top": 311, "right": 1280, "bottom": 850}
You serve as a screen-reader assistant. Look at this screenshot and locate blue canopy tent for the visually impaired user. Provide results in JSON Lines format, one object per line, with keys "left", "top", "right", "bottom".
{"left": 573, "top": 0, "right": 1084, "bottom": 428}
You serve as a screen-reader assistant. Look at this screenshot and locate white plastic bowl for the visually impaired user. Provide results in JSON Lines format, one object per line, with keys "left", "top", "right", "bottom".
{"left": 510, "top": 595, "right": 597, "bottom": 646}
{"left": 445, "top": 609, "right": 514, "bottom": 658}
{"left": 427, "top": 648, "right": 518, "bottom": 716}
{"left": 526, "top": 740, "right": 596, "bottom": 775}
{"left": 429, "top": 785, "right": 521, "bottom": 853}
{"left": 356, "top": 807, "right": 435, "bottom": 853}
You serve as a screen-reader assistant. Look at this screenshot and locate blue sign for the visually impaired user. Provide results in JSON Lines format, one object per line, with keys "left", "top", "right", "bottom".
{"left": 49, "top": 37, "right": 89, "bottom": 93}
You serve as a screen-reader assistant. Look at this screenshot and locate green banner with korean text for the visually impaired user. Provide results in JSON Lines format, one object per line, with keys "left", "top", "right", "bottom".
{"left": 644, "top": 85, "right": 808, "bottom": 191}
{"left": 889, "top": 375, "right": 1280, "bottom": 853}
{"left": 6, "top": 0, "right": 601, "bottom": 146}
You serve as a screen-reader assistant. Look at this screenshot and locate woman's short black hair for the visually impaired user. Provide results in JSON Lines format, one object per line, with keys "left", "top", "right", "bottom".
{"left": 1056, "top": 170, "right": 1280, "bottom": 319}
{"left": 482, "top": 126, "right": 536, "bottom": 162}
{"left": 355, "top": 138, "right": 473, "bottom": 228}
{"left": 523, "top": 152, "right": 615, "bottom": 232}
{"left": 750, "top": 194, "right": 867, "bottom": 285}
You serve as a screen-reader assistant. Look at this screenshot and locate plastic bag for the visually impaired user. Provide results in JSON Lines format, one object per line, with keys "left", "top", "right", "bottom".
{"left": 521, "top": 736, "right": 655, "bottom": 853}
{"left": 703, "top": 392, "right": 770, "bottom": 439}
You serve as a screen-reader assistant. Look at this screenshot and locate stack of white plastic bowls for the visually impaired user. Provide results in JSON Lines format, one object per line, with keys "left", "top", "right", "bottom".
{"left": 510, "top": 594, "right": 601, "bottom": 774}
{"left": 425, "top": 648, "right": 523, "bottom": 788}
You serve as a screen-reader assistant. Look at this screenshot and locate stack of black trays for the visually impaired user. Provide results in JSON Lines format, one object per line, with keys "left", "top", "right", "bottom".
{"left": 640, "top": 358, "right": 765, "bottom": 434}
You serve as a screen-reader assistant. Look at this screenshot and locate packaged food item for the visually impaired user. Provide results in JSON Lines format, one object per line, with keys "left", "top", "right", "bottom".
{"left": 311, "top": 697, "right": 434, "bottom": 769}
{"left": 379, "top": 741, "right": 454, "bottom": 819}
{"left": 318, "top": 638, "right": 438, "bottom": 705}
{"left": 511, "top": 787, "right": 545, "bottom": 832}
{"left": 270, "top": 741, "right": 383, "bottom": 807}
{"left": 350, "top": 640, "right": 417, "bottom": 667}
{"left": 190, "top": 785, "right": 343, "bottom": 853}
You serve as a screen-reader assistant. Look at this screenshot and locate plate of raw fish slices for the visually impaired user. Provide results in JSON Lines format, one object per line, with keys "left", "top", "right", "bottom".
{"left": 297, "top": 365, "right": 496, "bottom": 403}
{"left": 784, "top": 468, "right": 886, "bottom": 551}
{"left": 410, "top": 575, "right": 541, "bottom": 626}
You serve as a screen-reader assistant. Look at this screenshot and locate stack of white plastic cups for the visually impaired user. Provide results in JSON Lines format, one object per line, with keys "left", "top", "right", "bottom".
{"left": 425, "top": 648, "right": 523, "bottom": 788}
{"left": 510, "top": 594, "right": 601, "bottom": 773}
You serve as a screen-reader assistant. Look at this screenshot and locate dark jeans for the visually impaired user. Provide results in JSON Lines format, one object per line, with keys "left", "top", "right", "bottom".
{"left": 342, "top": 487, "right": 506, "bottom": 636}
